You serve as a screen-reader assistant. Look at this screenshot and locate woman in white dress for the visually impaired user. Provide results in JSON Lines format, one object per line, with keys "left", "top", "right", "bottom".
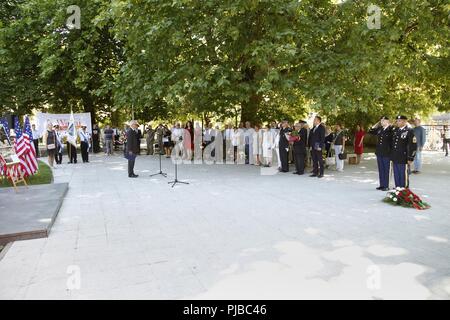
{"left": 262, "top": 124, "right": 274, "bottom": 167}
{"left": 252, "top": 124, "right": 263, "bottom": 165}
{"left": 234, "top": 124, "right": 246, "bottom": 164}
{"left": 271, "top": 122, "right": 281, "bottom": 169}
{"left": 193, "top": 122, "right": 203, "bottom": 163}
{"left": 214, "top": 125, "right": 223, "bottom": 164}
{"left": 171, "top": 123, "right": 184, "bottom": 158}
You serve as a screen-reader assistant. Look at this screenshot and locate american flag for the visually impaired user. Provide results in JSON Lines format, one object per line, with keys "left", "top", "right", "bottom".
{"left": 0, "top": 117, "right": 11, "bottom": 145}
{"left": 14, "top": 116, "right": 38, "bottom": 177}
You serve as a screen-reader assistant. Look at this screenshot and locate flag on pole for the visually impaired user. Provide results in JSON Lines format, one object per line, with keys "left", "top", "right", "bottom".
{"left": 14, "top": 116, "right": 38, "bottom": 177}
{"left": 23, "top": 116, "right": 39, "bottom": 173}
{"left": 0, "top": 117, "right": 11, "bottom": 145}
{"left": 67, "top": 110, "right": 77, "bottom": 147}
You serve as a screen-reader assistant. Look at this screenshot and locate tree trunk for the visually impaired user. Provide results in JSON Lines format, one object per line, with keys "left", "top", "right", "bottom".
{"left": 240, "top": 66, "right": 262, "bottom": 125}
{"left": 241, "top": 93, "right": 262, "bottom": 125}
{"left": 82, "top": 96, "right": 97, "bottom": 125}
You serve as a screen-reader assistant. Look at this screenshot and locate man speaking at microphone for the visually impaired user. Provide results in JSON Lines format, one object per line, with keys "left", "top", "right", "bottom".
{"left": 126, "top": 120, "right": 140, "bottom": 178}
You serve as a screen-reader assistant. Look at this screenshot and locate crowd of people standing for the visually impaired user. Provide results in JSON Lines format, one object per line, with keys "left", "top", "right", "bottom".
{"left": 121, "top": 115, "right": 428, "bottom": 191}
{"left": 121, "top": 117, "right": 371, "bottom": 179}
{"left": 42, "top": 122, "right": 92, "bottom": 168}
{"left": 23, "top": 115, "right": 447, "bottom": 189}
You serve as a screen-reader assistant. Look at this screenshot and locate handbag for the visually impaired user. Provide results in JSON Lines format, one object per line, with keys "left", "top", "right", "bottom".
{"left": 326, "top": 145, "right": 335, "bottom": 166}
{"left": 338, "top": 137, "right": 347, "bottom": 160}
{"left": 47, "top": 132, "right": 56, "bottom": 150}
{"left": 313, "top": 142, "right": 322, "bottom": 151}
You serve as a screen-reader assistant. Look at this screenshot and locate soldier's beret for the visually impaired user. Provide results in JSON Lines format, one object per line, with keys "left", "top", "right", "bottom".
{"left": 396, "top": 115, "right": 407, "bottom": 120}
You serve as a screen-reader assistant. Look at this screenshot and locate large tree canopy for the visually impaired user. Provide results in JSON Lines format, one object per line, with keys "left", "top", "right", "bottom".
{"left": 0, "top": 0, "right": 122, "bottom": 123}
{"left": 0, "top": 0, "right": 448, "bottom": 127}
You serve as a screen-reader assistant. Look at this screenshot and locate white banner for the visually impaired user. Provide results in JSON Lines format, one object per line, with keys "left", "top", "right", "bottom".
{"left": 34, "top": 112, "right": 92, "bottom": 139}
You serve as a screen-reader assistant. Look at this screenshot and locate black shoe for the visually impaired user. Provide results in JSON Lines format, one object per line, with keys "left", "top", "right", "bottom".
{"left": 380, "top": 187, "right": 389, "bottom": 191}
{"left": 376, "top": 187, "right": 383, "bottom": 190}
{"left": 317, "top": 174, "right": 324, "bottom": 178}
{"left": 309, "top": 174, "right": 317, "bottom": 177}
{"left": 129, "top": 174, "right": 138, "bottom": 178}
{"left": 293, "top": 172, "right": 298, "bottom": 174}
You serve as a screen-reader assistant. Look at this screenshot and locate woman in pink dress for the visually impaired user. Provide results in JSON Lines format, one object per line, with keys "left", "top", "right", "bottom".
{"left": 184, "top": 121, "right": 194, "bottom": 161}
{"left": 354, "top": 124, "right": 366, "bottom": 164}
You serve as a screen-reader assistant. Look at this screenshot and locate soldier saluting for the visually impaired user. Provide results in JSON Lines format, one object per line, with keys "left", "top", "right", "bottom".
{"left": 368, "top": 116, "right": 393, "bottom": 191}
{"left": 391, "top": 115, "right": 417, "bottom": 188}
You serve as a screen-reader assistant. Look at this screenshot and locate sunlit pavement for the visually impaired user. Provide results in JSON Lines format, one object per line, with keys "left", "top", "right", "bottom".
{"left": 0, "top": 151, "right": 449, "bottom": 299}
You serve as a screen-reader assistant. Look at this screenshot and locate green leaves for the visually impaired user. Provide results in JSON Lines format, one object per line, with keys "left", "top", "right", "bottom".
{"left": 0, "top": 0, "right": 448, "bottom": 127}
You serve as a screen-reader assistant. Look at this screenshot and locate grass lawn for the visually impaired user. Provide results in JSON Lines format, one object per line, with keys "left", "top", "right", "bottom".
{"left": 0, "top": 160, "right": 53, "bottom": 188}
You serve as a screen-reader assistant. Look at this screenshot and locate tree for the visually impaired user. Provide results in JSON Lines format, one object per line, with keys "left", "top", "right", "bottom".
{"left": 0, "top": 0, "right": 43, "bottom": 115}
{"left": 298, "top": 0, "right": 449, "bottom": 125}
{"left": 1, "top": 0, "right": 448, "bottom": 126}
{"left": 110, "top": 0, "right": 449, "bottom": 125}
{"left": 0, "top": 0, "right": 123, "bottom": 123}
{"left": 110, "top": 0, "right": 309, "bottom": 124}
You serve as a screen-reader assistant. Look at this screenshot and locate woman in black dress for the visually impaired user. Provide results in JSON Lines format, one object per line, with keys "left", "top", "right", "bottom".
{"left": 43, "top": 122, "right": 57, "bottom": 168}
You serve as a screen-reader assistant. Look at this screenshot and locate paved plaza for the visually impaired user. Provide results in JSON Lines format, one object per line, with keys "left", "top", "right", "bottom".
{"left": 0, "top": 152, "right": 449, "bottom": 299}
{"left": 0, "top": 183, "right": 68, "bottom": 244}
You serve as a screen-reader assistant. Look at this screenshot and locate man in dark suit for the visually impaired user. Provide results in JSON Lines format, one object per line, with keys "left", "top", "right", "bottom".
{"left": 308, "top": 116, "right": 326, "bottom": 178}
{"left": 293, "top": 121, "right": 308, "bottom": 175}
{"left": 391, "top": 115, "right": 417, "bottom": 188}
{"left": 126, "top": 120, "right": 140, "bottom": 178}
{"left": 278, "top": 120, "right": 291, "bottom": 172}
{"left": 137, "top": 128, "right": 142, "bottom": 155}
{"left": 368, "top": 116, "right": 393, "bottom": 191}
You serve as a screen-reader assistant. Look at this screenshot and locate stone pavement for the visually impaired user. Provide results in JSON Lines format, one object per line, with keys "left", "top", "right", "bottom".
{"left": 0, "top": 183, "right": 68, "bottom": 245}
{"left": 0, "top": 152, "right": 449, "bottom": 299}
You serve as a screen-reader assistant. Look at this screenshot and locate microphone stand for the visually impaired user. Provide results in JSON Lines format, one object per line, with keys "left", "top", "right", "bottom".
{"left": 150, "top": 145, "right": 167, "bottom": 178}
{"left": 168, "top": 138, "right": 189, "bottom": 188}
